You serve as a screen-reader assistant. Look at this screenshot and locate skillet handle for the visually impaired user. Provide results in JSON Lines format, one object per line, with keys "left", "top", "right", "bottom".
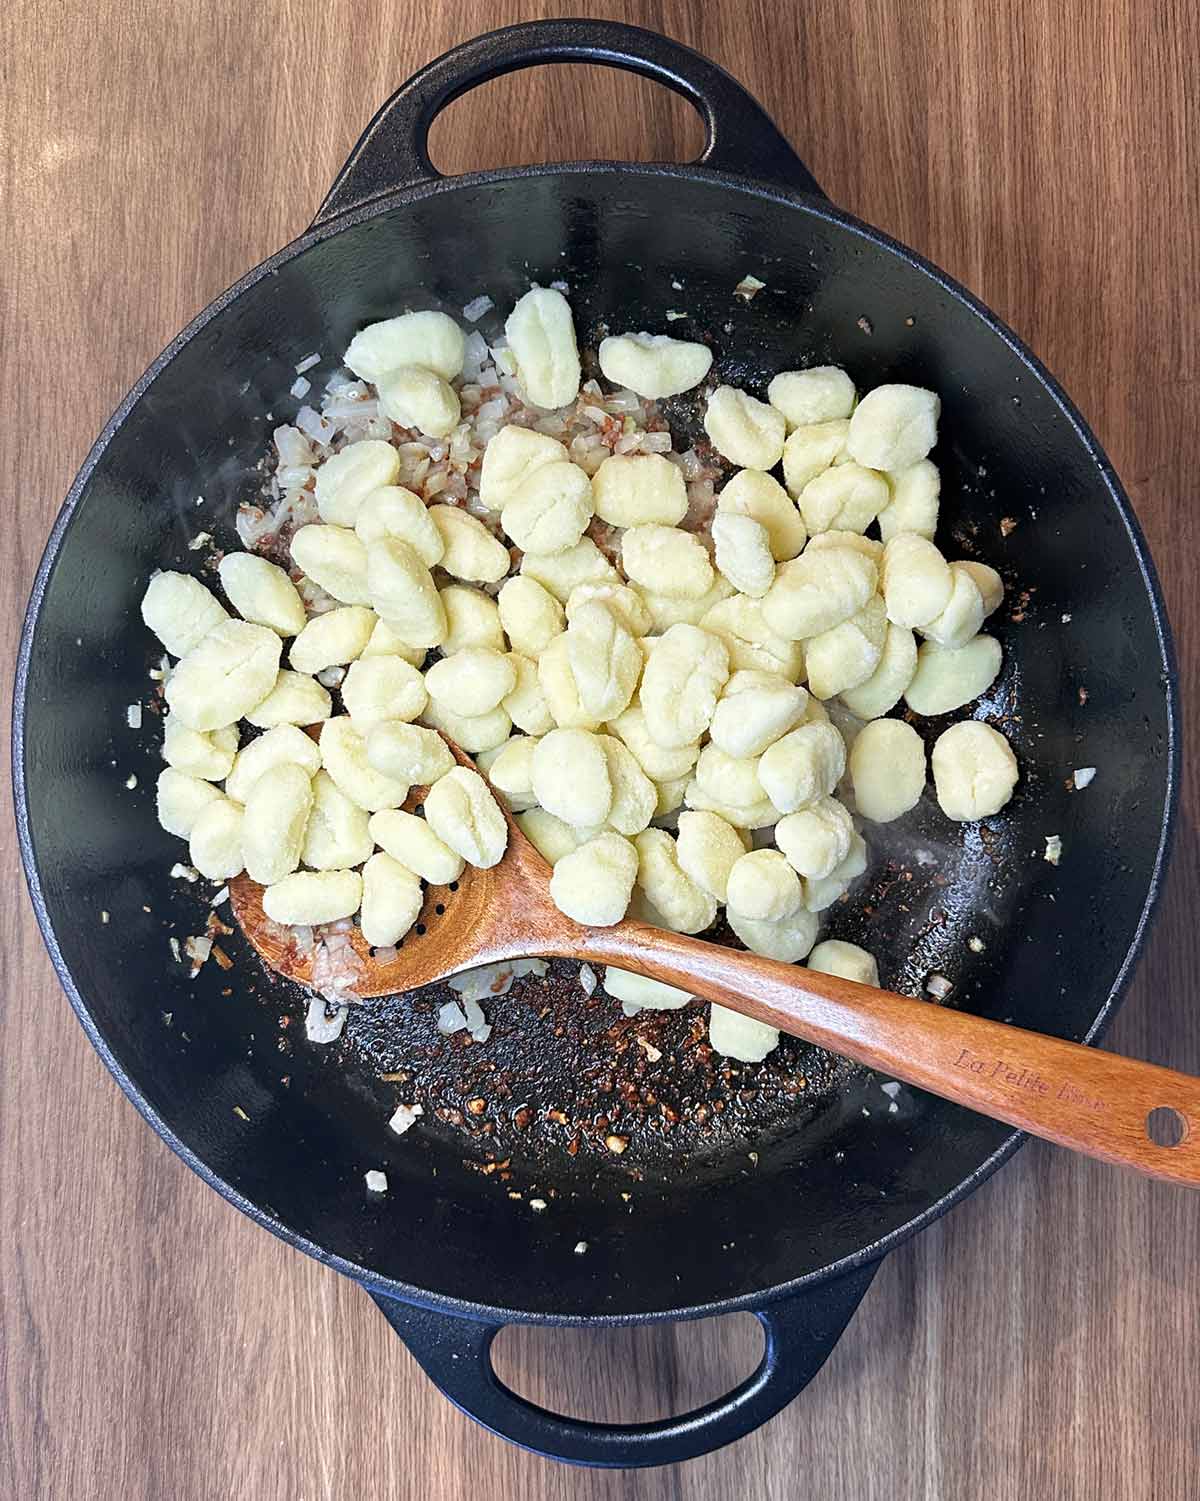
{"left": 366, "top": 1262, "right": 877, "bottom": 1469}
{"left": 313, "top": 19, "right": 824, "bottom": 228}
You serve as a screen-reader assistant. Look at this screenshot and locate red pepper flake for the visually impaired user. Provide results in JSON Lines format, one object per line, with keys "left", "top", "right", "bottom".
{"left": 1000, "top": 516, "right": 1018, "bottom": 537}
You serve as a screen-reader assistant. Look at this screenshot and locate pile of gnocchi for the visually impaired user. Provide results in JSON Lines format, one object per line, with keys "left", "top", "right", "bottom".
{"left": 145, "top": 283, "right": 1018, "bottom": 1064}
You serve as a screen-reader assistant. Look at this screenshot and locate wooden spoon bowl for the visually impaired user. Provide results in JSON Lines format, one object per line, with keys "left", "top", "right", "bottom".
{"left": 231, "top": 740, "right": 1200, "bottom": 1186}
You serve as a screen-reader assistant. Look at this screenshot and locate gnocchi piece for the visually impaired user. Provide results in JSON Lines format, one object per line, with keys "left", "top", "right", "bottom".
{"left": 242, "top": 762, "right": 313, "bottom": 884}
{"left": 803, "top": 830, "right": 868, "bottom": 912}
{"left": 566, "top": 582, "right": 651, "bottom": 638}
{"left": 164, "top": 619, "right": 281, "bottom": 731}
{"left": 711, "top": 512, "right": 775, "bottom": 598}
{"left": 566, "top": 601, "right": 642, "bottom": 723}
{"left": 360, "top": 618, "right": 428, "bottom": 666}
{"left": 804, "top": 530, "right": 884, "bottom": 566}
{"left": 365, "top": 721, "right": 454, "bottom": 785}
{"left": 693, "top": 743, "right": 767, "bottom": 812}
{"left": 839, "top": 623, "right": 918, "bottom": 719}
{"left": 704, "top": 385, "right": 786, "bottom": 470}
{"left": 500, "top": 461, "right": 593, "bottom": 555}
{"left": 550, "top": 832, "right": 639, "bottom": 926}
{"left": 956, "top": 561, "right": 1004, "bottom": 617}
{"left": 675, "top": 810, "right": 748, "bottom": 902}
{"left": 621, "top": 525, "right": 714, "bottom": 600}
{"left": 162, "top": 718, "right": 238, "bottom": 781}
{"left": 757, "top": 721, "right": 847, "bottom": 814}
{"left": 762, "top": 546, "right": 877, "bottom": 642}
{"left": 487, "top": 735, "right": 539, "bottom": 811}
{"left": 775, "top": 796, "right": 854, "bottom": 879}
{"left": 439, "top": 584, "right": 504, "bottom": 655}
{"left": 592, "top": 453, "right": 688, "bottom": 528}
{"left": 639, "top": 623, "right": 729, "bottom": 749}
{"left": 288, "top": 607, "right": 377, "bottom": 675}
{"left": 423, "top": 766, "right": 508, "bottom": 868}
{"left": 320, "top": 716, "right": 409, "bottom": 811}
{"left": 502, "top": 651, "right": 554, "bottom": 736}
{"left": 367, "top": 538, "right": 447, "bottom": 648}
{"left": 876, "top": 459, "right": 940, "bottom": 542}
{"left": 726, "top": 849, "right": 804, "bottom": 921}
{"left": 807, "top": 939, "right": 880, "bottom": 987}
{"left": 606, "top": 705, "right": 699, "bottom": 783}
{"left": 421, "top": 697, "right": 513, "bottom": 753}
{"left": 515, "top": 808, "right": 582, "bottom": 866}
{"left": 904, "top": 634, "right": 1002, "bottom": 716}
{"left": 369, "top": 809, "right": 465, "bottom": 884}
{"left": 291, "top": 523, "right": 372, "bottom": 606}
{"left": 919, "top": 563, "right": 985, "bottom": 649}
{"left": 342, "top": 656, "right": 429, "bottom": 726}
{"left": 262, "top": 869, "right": 363, "bottom": 926}
{"left": 429, "top": 505, "right": 510, "bottom": 584}
{"left": 360, "top": 852, "right": 424, "bottom": 948}
{"left": 881, "top": 535, "right": 953, "bottom": 627}
{"left": 707, "top": 1004, "right": 780, "bottom": 1063}
{"left": 602, "top": 968, "right": 693, "bottom": 1012}
{"left": 377, "top": 365, "right": 461, "bottom": 439}
{"left": 597, "top": 331, "right": 713, "bottom": 398}
{"left": 225, "top": 724, "right": 321, "bottom": 804}
{"left": 141, "top": 571, "right": 229, "bottom": 658}
{"left": 531, "top": 728, "right": 612, "bottom": 827}
{"left": 767, "top": 366, "right": 856, "bottom": 428}
{"left": 638, "top": 576, "right": 735, "bottom": 632}
{"left": 716, "top": 469, "right": 807, "bottom": 561}
{"left": 498, "top": 575, "right": 565, "bottom": 655}
{"left": 781, "top": 419, "right": 850, "bottom": 497}
{"left": 188, "top": 797, "right": 245, "bottom": 881}
{"left": 684, "top": 782, "right": 780, "bottom": 832}
{"left": 931, "top": 720, "right": 1018, "bottom": 821}
{"left": 847, "top": 384, "right": 940, "bottom": 471}
{"left": 597, "top": 734, "right": 657, "bottom": 836}
{"left": 804, "top": 595, "right": 888, "bottom": 700}
{"left": 218, "top": 553, "right": 306, "bottom": 636}
{"left": 505, "top": 286, "right": 581, "bottom": 409}
{"left": 537, "top": 634, "right": 600, "bottom": 730}
{"left": 727, "top": 905, "right": 819, "bottom": 963}
{"left": 314, "top": 440, "right": 401, "bottom": 526}
{"left": 633, "top": 828, "right": 717, "bottom": 934}
{"left": 354, "top": 485, "right": 446, "bottom": 566}
{"left": 520, "top": 536, "right": 619, "bottom": 603}
{"left": 700, "top": 593, "right": 806, "bottom": 680}
{"left": 424, "top": 647, "right": 516, "bottom": 717}
{"left": 848, "top": 718, "right": 927, "bottom": 823}
{"left": 478, "top": 426, "right": 566, "bottom": 512}
{"left": 156, "top": 767, "right": 225, "bottom": 839}
{"left": 653, "top": 775, "right": 690, "bottom": 818}
{"left": 302, "top": 769, "right": 374, "bottom": 871}
{"left": 344, "top": 310, "right": 466, "bottom": 383}
{"left": 798, "top": 462, "right": 888, "bottom": 536}
{"left": 709, "top": 669, "right": 808, "bottom": 757}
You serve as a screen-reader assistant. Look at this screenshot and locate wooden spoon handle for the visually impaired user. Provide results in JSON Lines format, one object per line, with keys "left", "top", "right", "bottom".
{"left": 572, "top": 921, "right": 1200, "bottom": 1186}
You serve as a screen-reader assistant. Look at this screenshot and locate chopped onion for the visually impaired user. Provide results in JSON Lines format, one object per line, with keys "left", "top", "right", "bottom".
{"left": 388, "top": 1102, "right": 424, "bottom": 1136}
{"left": 305, "top": 996, "right": 348, "bottom": 1043}
{"left": 462, "top": 295, "right": 494, "bottom": 322}
{"left": 1073, "top": 767, "right": 1096, "bottom": 789}
{"left": 365, "top": 1169, "right": 388, "bottom": 1192}
{"left": 437, "top": 1000, "right": 468, "bottom": 1034}
{"left": 579, "top": 964, "right": 598, "bottom": 996}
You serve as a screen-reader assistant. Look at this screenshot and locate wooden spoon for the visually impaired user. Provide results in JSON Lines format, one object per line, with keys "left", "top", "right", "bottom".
{"left": 230, "top": 741, "right": 1200, "bottom": 1186}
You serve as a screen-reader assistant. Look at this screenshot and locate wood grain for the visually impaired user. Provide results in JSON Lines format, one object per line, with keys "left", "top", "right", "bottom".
{"left": 2, "top": 0, "right": 1197, "bottom": 1496}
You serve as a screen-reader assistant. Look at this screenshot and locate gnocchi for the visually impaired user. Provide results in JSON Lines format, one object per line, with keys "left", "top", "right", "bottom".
{"left": 156, "top": 767, "right": 224, "bottom": 839}
{"left": 242, "top": 762, "right": 314, "bottom": 884}
{"left": 717, "top": 469, "right": 807, "bottom": 561}
{"left": 931, "top": 720, "right": 1018, "bottom": 821}
{"left": 292, "top": 524, "right": 372, "bottom": 606}
{"left": 597, "top": 332, "right": 712, "bottom": 398}
{"left": 708, "top": 1005, "right": 781, "bottom": 1064}
{"left": 302, "top": 769, "right": 374, "bottom": 871}
{"left": 708, "top": 670, "right": 808, "bottom": 758}
{"left": 218, "top": 553, "right": 307, "bottom": 636}
{"left": 498, "top": 575, "right": 565, "bottom": 656}
{"left": 365, "top": 722, "right": 455, "bottom": 785}
{"left": 245, "top": 668, "right": 333, "bottom": 729}
{"left": 188, "top": 797, "right": 245, "bottom": 881}
{"left": 846, "top": 384, "right": 940, "bottom": 471}
{"left": 367, "top": 538, "right": 447, "bottom": 647}
{"left": 775, "top": 796, "right": 854, "bottom": 879}
{"left": 505, "top": 286, "right": 581, "bottom": 409}
{"left": 341, "top": 656, "right": 429, "bottom": 726}
{"left": 425, "top": 648, "right": 516, "bottom": 717}
{"left": 429, "top": 504, "right": 511, "bottom": 584}
{"left": 344, "top": 310, "right": 466, "bottom": 384}
{"left": 314, "top": 440, "right": 401, "bottom": 526}
{"left": 565, "top": 601, "right": 642, "bottom": 723}
{"left": 798, "top": 462, "right": 889, "bottom": 536}
{"left": 704, "top": 385, "right": 786, "bottom": 470}
{"left": 633, "top": 829, "right": 717, "bottom": 934}
{"left": 804, "top": 594, "right": 887, "bottom": 700}
{"left": 320, "top": 716, "right": 409, "bottom": 811}
{"left": 531, "top": 728, "right": 612, "bottom": 827}
{"left": 288, "top": 607, "right": 377, "bottom": 675}
{"left": 141, "top": 572, "right": 228, "bottom": 657}
{"left": 164, "top": 619, "right": 281, "bottom": 731}
{"left": 592, "top": 453, "right": 688, "bottom": 528}
{"left": 904, "top": 634, "right": 1002, "bottom": 716}
{"left": 849, "top": 718, "right": 927, "bottom": 823}
{"left": 726, "top": 849, "right": 804, "bottom": 921}
{"left": 439, "top": 585, "right": 505, "bottom": 655}
{"left": 621, "top": 525, "right": 714, "bottom": 600}
{"left": 369, "top": 809, "right": 465, "bottom": 885}
{"left": 377, "top": 365, "right": 461, "bottom": 439}
{"left": 360, "top": 852, "right": 424, "bottom": 948}
{"left": 422, "top": 766, "right": 508, "bottom": 868}
{"left": 762, "top": 546, "right": 877, "bottom": 642}
{"left": 354, "top": 485, "right": 446, "bottom": 565}
{"left": 781, "top": 419, "right": 849, "bottom": 497}
{"left": 675, "top": 810, "right": 747, "bottom": 902}
{"left": 262, "top": 869, "right": 363, "bottom": 926}
{"left": 499, "top": 460, "right": 593, "bottom": 555}
{"left": 757, "top": 721, "right": 846, "bottom": 814}
{"left": 550, "top": 832, "right": 638, "bottom": 925}
{"left": 711, "top": 512, "right": 775, "bottom": 598}
{"left": 807, "top": 939, "right": 879, "bottom": 987}
{"left": 225, "top": 723, "right": 321, "bottom": 804}
{"left": 767, "top": 366, "right": 856, "bottom": 428}
{"left": 162, "top": 718, "right": 238, "bottom": 781}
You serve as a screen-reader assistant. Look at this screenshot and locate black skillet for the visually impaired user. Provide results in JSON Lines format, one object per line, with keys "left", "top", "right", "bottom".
{"left": 12, "top": 19, "right": 1178, "bottom": 1469}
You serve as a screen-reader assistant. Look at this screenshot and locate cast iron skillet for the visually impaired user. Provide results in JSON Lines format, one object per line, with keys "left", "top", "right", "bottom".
{"left": 12, "top": 19, "right": 1179, "bottom": 1469}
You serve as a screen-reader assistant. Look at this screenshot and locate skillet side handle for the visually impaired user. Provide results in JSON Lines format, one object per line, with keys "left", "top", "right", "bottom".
{"left": 313, "top": 19, "right": 824, "bottom": 228}
{"left": 366, "top": 1262, "right": 877, "bottom": 1470}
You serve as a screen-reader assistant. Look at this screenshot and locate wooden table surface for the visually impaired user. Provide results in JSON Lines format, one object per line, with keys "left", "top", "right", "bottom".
{"left": 2, "top": 1, "right": 1197, "bottom": 1496}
